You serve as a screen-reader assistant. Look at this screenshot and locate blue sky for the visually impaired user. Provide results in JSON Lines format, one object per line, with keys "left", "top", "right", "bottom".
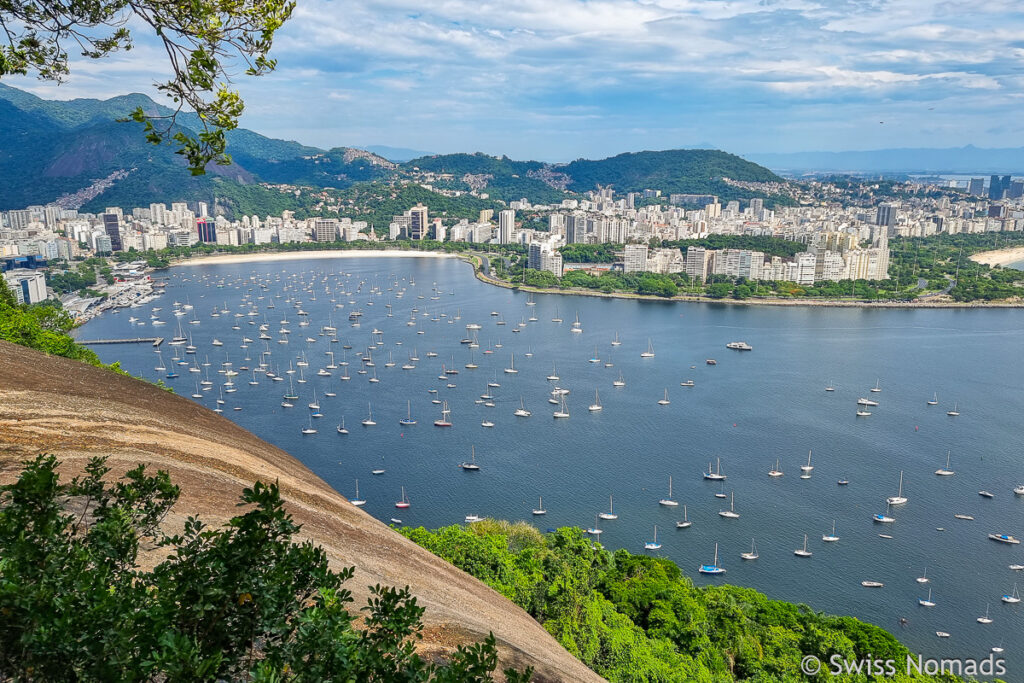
{"left": 8, "top": 0, "right": 1024, "bottom": 160}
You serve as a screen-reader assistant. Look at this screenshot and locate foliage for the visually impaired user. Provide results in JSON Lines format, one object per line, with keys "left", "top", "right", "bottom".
{"left": 0, "top": 0, "right": 295, "bottom": 173}
{"left": 403, "top": 523, "right": 959, "bottom": 683}
{"left": 0, "top": 455, "right": 532, "bottom": 682}
{"left": 0, "top": 279, "right": 104, "bottom": 364}
{"left": 668, "top": 235, "right": 807, "bottom": 259}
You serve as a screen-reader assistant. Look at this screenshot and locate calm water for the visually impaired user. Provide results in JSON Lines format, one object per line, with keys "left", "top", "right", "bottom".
{"left": 79, "top": 255, "right": 1024, "bottom": 674}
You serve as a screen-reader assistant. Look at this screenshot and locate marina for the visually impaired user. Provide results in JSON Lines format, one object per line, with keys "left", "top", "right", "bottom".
{"left": 78, "top": 254, "right": 1024, "bottom": 671}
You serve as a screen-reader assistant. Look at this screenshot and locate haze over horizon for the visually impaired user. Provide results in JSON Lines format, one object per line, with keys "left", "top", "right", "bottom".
{"left": 5, "top": 0, "right": 1024, "bottom": 161}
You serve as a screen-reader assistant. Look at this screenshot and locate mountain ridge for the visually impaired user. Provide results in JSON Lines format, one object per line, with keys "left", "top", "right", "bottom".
{"left": 749, "top": 145, "right": 1024, "bottom": 174}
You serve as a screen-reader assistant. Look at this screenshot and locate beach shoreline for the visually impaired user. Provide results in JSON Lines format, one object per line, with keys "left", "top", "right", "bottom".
{"left": 173, "top": 249, "right": 461, "bottom": 267}
{"left": 969, "top": 246, "right": 1024, "bottom": 268}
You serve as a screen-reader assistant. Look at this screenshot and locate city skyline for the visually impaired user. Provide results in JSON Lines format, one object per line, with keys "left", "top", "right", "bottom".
{"left": 4, "top": 0, "right": 1023, "bottom": 161}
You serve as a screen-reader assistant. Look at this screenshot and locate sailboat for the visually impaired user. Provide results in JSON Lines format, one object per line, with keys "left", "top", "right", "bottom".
{"left": 977, "top": 604, "right": 993, "bottom": 624}
{"left": 887, "top": 470, "right": 908, "bottom": 505}
{"left": 641, "top": 339, "right": 655, "bottom": 358}
{"left": 399, "top": 400, "right": 417, "bottom": 426}
{"left": 644, "top": 526, "right": 661, "bottom": 550}
{"left": 504, "top": 354, "right": 518, "bottom": 374}
{"left": 823, "top": 520, "right": 839, "bottom": 542}
{"left": 698, "top": 543, "right": 726, "bottom": 574}
{"left": 598, "top": 495, "right": 618, "bottom": 520}
{"left": 719, "top": 492, "right": 740, "bottom": 519}
{"left": 551, "top": 307, "right": 562, "bottom": 323}
{"left": 514, "top": 397, "right": 531, "bottom": 417}
{"left": 800, "top": 450, "right": 814, "bottom": 474}
{"left": 611, "top": 331, "right": 622, "bottom": 346}
{"left": 546, "top": 364, "right": 559, "bottom": 381}
{"left": 919, "top": 589, "right": 935, "bottom": 607}
{"left": 434, "top": 401, "right": 453, "bottom": 427}
{"left": 871, "top": 379, "right": 881, "bottom": 393}
{"left": 460, "top": 445, "right": 481, "bottom": 471}
{"left": 741, "top": 539, "right": 759, "bottom": 560}
{"left": 613, "top": 372, "right": 625, "bottom": 387}
{"left": 336, "top": 417, "right": 348, "bottom": 434}
{"left": 676, "top": 505, "right": 692, "bottom": 528}
{"left": 947, "top": 402, "right": 960, "bottom": 416}
{"left": 794, "top": 534, "right": 812, "bottom": 557}
{"left": 571, "top": 311, "right": 582, "bottom": 333}
{"left": 588, "top": 389, "right": 603, "bottom": 412}
{"left": 916, "top": 568, "right": 929, "bottom": 583}
{"left": 927, "top": 392, "right": 938, "bottom": 405}
{"left": 657, "top": 389, "right": 670, "bottom": 405}
{"left": 935, "top": 451, "right": 955, "bottom": 476}
{"left": 586, "top": 515, "right": 602, "bottom": 536}
{"left": 588, "top": 346, "right": 601, "bottom": 364}
{"left": 532, "top": 496, "right": 547, "bottom": 515}
{"left": 372, "top": 456, "right": 386, "bottom": 475}
{"left": 395, "top": 487, "right": 410, "bottom": 509}
{"left": 301, "top": 415, "right": 317, "bottom": 434}
{"left": 704, "top": 458, "right": 726, "bottom": 481}
{"left": 659, "top": 476, "right": 678, "bottom": 506}
{"left": 350, "top": 480, "right": 366, "bottom": 507}
{"left": 825, "top": 380, "right": 834, "bottom": 392}
{"left": 873, "top": 502, "right": 895, "bottom": 523}
{"left": 1001, "top": 584, "right": 1020, "bottom": 604}
{"left": 361, "top": 403, "right": 376, "bottom": 426}
{"left": 308, "top": 387, "right": 320, "bottom": 411}
{"left": 768, "top": 458, "right": 783, "bottom": 478}
{"left": 553, "top": 395, "right": 569, "bottom": 418}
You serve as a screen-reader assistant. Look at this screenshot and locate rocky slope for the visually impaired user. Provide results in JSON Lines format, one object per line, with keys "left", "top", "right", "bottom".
{"left": 0, "top": 340, "right": 602, "bottom": 682}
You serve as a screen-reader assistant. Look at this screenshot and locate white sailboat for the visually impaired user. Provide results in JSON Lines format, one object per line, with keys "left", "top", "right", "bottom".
{"left": 822, "top": 520, "right": 839, "bottom": 542}
{"left": 598, "top": 495, "right": 618, "bottom": 520}
{"left": 350, "top": 480, "right": 366, "bottom": 507}
{"left": 871, "top": 379, "right": 881, "bottom": 392}
{"left": 800, "top": 450, "right": 814, "bottom": 473}
{"left": 644, "top": 525, "right": 661, "bottom": 551}
{"left": 571, "top": 311, "right": 582, "bottom": 333}
{"left": 504, "top": 354, "right": 518, "bottom": 374}
{"left": 977, "top": 604, "right": 993, "bottom": 624}
{"left": 927, "top": 392, "right": 938, "bottom": 405}
{"left": 586, "top": 515, "right": 602, "bottom": 536}
{"left": 768, "top": 458, "right": 783, "bottom": 478}
{"left": 935, "top": 451, "right": 955, "bottom": 476}
{"left": 947, "top": 402, "right": 960, "bottom": 416}
{"left": 361, "top": 402, "right": 376, "bottom": 426}
{"left": 794, "top": 534, "right": 812, "bottom": 557}
{"left": 887, "top": 470, "right": 908, "bottom": 505}
{"left": 741, "top": 538, "right": 759, "bottom": 560}
{"left": 873, "top": 502, "right": 895, "bottom": 523}
{"left": 395, "top": 486, "right": 410, "bottom": 509}
{"left": 719, "top": 491, "right": 740, "bottom": 519}
{"left": 547, "top": 364, "right": 559, "bottom": 381}
{"left": 659, "top": 476, "right": 678, "bottom": 506}
{"left": 916, "top": 568, "right": 929, "bottom": 584}
{"left": 919, "top": 588, "right": 935, "bottom": 607}
{"left": 532, "top": 496, "right": 547, "bottom": 515}
{"left": 588, "top": 389, "right": 603, "bottom": 412}
{"left": 1001, "top": 584, "right": 1020, "bottom": 604}
{"left": 336, "top": 417, "right": 348, "bottom": 434}
{"left": 675, "top": 505, "right": 692, "bottom": 528}
{"left": 553, "top": 395, "right": 569, "bottom": 418}
{"left": 460, "top": 445, "right": 481, "bottom": 471}
{"left": 704, "top": 458, "right": 726, "bottom": 481}
{"left": 301, "top": 415, "right": 317, "bottom": 434}
{"left": 657, "top": 388, "right": 670, "bottom": 405}
{"left": 514, "top": 397, "right": 531, "bottom": 417}
{"left": 641, "top": 338, "right": 655, "bottom": 358}
{"left": 613, "top": 371, "right": 625, "bottom": 387}
{"left": 611, "top": 331, "right": 622, "bottom": 346}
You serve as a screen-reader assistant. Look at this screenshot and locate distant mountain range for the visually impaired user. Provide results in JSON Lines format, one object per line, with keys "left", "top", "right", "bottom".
{"left": 749, "top": 146, "right": 1024, "bottom": 175}
{"left": 0, "top": 84, "right": 785, "bottom": 213}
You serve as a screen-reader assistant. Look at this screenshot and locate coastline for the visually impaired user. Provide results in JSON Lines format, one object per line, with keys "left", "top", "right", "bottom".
{"left": 173, "top": 249, "right": 461, "bottom": 267}
{"left": 969, "top": 246, "right": 1024, "bottom": 268}
{"left": 473, "top": 267, "right": 1024, "bottom": 308}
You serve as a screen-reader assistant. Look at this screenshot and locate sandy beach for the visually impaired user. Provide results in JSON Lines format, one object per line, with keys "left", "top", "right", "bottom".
{"left": 174, "top": 249, "right": 460, "bottom": 267}
{"left": 969, "top": 246, "right": 1024, "bottom": 267}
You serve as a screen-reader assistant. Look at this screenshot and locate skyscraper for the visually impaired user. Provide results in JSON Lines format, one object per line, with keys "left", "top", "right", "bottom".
{"left": 498, "top": 209, "right": 515, "bottom": 244}
{"left": 409, "top": 204, "right": 428, "bottom": 240}
{"left": 875, "top": 203, "right": 897, "bottom": 227}
{"left": 102, "top": 213, "right": 123, "bottom": 252}
{"left": 197, "top": 219, "right": 217, "bottom": 244}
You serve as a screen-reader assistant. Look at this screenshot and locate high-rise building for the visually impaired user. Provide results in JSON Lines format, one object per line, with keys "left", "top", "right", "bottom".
{"left": 409, "top": 204, "right": 428, "bottom": 240}
{"left": 749, "top": 198, "right": 764, "bottom": 217}
{"left": 3, "top": 269, "right": 47, "bottom": 304}
{"left": 102, "top": 213, "right": 123, "bottom": 252}
{"left": 989, "top": 175, "right": 1012, "bottom": 200}
{"left": 313, "top": 218, "right": 338, "bottom": 242}
{"left": 479, "top": 209, "right": 494, "bottom": 223}
{"left": 875, "top": 203, "right": 897, "bottom": 227}
{"left": 498, "top": 209, "right": 516, "bottom": 244}
{"left": 1008, "top": 180, "right": 1024, "bottom": 199}
{"left": 197, "top": 218, "right": 217, "bottom": 244}
{"left": 968, "top": 178, "right": 985, "bottom": 196}
{"left": 198, "top": 202, "right": 209, "bottom": 218}
{"left": 623, "top": 244, "right": 648, "bottom": 273}
{"left": 685, "top": 247, "right": 713, "bottom": 282}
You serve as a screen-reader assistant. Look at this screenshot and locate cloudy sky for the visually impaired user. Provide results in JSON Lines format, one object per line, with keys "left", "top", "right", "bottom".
{"left": 8, "top": 0, "right": 1024, "bottom": 160}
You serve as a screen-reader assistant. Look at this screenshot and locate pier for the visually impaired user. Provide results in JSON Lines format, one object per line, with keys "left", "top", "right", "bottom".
{"left": 78, "top": 337, "right": 164, "bottom": 347}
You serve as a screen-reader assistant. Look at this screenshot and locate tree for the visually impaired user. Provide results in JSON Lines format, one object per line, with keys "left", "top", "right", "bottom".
{"left": 0, "top": 455, "right": 533, "bottom": 682}
{"left": 0, "top": 0, "right": 295, "bottom": 174}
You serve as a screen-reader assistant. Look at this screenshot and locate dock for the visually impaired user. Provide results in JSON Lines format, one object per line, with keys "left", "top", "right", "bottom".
{"left": 78, "top": 337, "right": 164, "bottom": 347}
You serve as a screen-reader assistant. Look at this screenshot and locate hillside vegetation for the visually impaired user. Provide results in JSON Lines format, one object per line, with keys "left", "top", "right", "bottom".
{"left": 403, "top": 521, "right": 963, "bottom": 683}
